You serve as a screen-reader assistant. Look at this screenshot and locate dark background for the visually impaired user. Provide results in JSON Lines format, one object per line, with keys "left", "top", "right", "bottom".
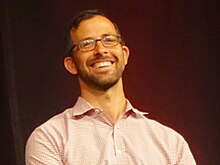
{"left": 1, "top": 0, "right": 219, "bottom": 164}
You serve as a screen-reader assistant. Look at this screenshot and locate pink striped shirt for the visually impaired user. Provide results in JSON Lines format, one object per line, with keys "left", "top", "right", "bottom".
{"left": 25, "top": 97, "right": 196, "bottom": 164}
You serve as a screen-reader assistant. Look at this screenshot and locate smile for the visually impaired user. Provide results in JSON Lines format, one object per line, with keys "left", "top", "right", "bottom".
{"left": 90, "top": 59, "right": 115, "bottom": 68}
{"left": 89, "top": 60, "right": 116, "bottom": 73}
{"left": 94, "top": 61, "right": 112, "bottom": 68}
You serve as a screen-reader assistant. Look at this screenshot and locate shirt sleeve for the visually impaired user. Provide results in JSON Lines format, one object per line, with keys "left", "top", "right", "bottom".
{"left": 174, "top": 135, "right": 197, "bottom": 165}
{"left": 25, "top": 126, "right": 63, "bottom": 165}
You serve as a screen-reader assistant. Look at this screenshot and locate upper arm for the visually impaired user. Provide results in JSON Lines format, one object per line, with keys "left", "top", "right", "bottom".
{"left": 25, "top": 127, "right": 63, "bottom": 165}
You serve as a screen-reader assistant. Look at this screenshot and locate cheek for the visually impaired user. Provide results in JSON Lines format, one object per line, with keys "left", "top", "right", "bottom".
{"left": 74, "top": 54, "right": 90, "bottom": 71}
{"left": 118, "top": 50, "right": 128, "bottom": 65}
{"left": 73, "top": 56, "right": 83, "bottom": 70}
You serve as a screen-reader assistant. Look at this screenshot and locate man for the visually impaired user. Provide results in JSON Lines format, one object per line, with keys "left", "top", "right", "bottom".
{"left": 25, "top": 10, "right": 196, "bottom": 164}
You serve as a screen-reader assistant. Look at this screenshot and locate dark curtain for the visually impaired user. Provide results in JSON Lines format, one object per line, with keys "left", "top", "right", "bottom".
{"left": 1, "top": 0, "right": 219, "bottom": 164}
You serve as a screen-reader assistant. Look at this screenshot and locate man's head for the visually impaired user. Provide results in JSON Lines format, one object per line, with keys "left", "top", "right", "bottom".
{"left": 64, "top": 10, "right": 129, "bottom": 91}
{"left": 66, "top": 10, "right": 124, "bottom": 54}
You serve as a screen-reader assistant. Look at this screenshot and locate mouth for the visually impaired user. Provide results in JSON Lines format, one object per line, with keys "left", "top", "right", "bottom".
{"left": 92, "top": 61, "right": 114, "bottom": 68}
{"left": 90, "top": 59, "right": 115, "bottom": 68}
{"left": 89, "top": 59, "right": 115, "bottom": 73}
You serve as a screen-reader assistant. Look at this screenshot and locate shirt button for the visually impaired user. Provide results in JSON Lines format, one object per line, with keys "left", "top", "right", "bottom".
{"left": 114, "top": 126, "right": 120, "bottom": 130}
{"left": 93, "top": 109, "right": 101, "bottom": 116}
{"left": 117, "top": 150, "right": 122, "bottom": 155}
{"left": 95, "top": 109, "right": 99, "bottom": 112}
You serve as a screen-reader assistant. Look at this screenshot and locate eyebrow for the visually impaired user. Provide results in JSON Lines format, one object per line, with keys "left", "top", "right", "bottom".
{"left": 79, "top": 33, "right": 117, "bottom": 41}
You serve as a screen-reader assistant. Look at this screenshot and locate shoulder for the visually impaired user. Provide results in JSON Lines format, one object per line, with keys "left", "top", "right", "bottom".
{"left": 144, "top": 115, "right": 183, "bottom": 138}
{"left": 133, "top": 111, "right": 186, "bottom": 145}
{"left": 130, "top": 110, "right": 196, "bottom": 164}
{"left": 25, "top": 108, "right": 73, "bottom": 163}
{"left": 141, "top": 115, "right": 192, "bottom": 157}
{"left": 26, "top": 107, "right": 73, "bottom": 143}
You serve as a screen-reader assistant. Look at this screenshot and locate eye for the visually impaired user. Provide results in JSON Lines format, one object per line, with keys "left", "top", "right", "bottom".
{"left": 103, "top": 35, "right": 118, "bottom": 46}
{"left": 105, "top": 36, "right": 117, "bottom": 42}
{"left": 79, "top": 39, "right": 95, "bottom": 49}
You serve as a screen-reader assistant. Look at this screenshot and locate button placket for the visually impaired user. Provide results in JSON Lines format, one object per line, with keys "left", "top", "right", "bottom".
{"left": 112, "top": 120, "right": 129, "bottom": 164}
{"left": 113, "top": 122, "right": 125, "bottom": 156}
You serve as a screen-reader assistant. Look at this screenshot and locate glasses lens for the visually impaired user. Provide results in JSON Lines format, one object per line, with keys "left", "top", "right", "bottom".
{"left": 79, "top": 39, "right": 95, "bottom": 51}
{"left": 102, "top": 35, "right": 119, "bottom": 47}
{"left": 77, "top": 35, "right": 120, "bottom": 52}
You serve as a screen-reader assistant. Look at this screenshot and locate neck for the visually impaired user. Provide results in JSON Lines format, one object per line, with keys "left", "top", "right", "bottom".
{"left": 80, "top": 78, "right": 127, "bottom": 123}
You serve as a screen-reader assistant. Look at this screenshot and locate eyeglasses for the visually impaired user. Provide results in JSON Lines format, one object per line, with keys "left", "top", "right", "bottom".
{"left": 71, "top": 34, "right": 122, "bottom": 52}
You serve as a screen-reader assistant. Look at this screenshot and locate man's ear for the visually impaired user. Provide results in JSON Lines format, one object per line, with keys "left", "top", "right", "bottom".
{"left": 122, "top": 46, "right": 130, "bottom": 65}
{"left": 64, "top": 56, "right": 78, "bottom": 75}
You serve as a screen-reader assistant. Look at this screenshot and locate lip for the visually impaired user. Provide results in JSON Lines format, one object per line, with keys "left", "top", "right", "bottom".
{"left": 89, "top": 59, "right": 116, "bottom": 73}
{"left": 89, "top": 57, "right": 116, "bottom": 67}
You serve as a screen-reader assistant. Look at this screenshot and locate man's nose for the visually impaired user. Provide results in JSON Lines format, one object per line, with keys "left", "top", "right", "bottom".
{"left": 94, "top": 41, "right": 108, "bottom": 55}
{"left": 96, "top": 40, "right": 105, "bottom": 48}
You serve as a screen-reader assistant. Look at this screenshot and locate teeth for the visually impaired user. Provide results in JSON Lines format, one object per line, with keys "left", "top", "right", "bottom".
{"left": 94, "top": 61, "right": 112, "bottom": 68}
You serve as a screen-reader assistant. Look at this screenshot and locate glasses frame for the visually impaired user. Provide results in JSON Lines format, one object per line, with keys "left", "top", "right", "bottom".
{"left": 70, "top": 34, "right": 122, "bottom": 53}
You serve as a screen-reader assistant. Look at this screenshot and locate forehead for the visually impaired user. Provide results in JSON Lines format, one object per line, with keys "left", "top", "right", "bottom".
{"left": 71, "top": 16, "right": 117, "bottom": 41}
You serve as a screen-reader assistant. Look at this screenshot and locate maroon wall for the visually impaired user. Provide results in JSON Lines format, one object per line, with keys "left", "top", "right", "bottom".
{"left": 1, "top": 0, "right": 219, "bottom": 164}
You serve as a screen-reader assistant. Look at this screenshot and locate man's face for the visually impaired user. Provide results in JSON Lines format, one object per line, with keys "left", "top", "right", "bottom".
{"left": 70, "top": 16, "right": 129, "bottom": 91}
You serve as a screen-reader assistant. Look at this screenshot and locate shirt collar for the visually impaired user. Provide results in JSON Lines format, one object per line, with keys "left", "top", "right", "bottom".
{"left": 71, "top": 97, "right": 94, "bottom": 116}
{"left": 71, "top": 96, "right": 148, "bottom": 117}
{"left": 125, "top": 99, "right": 149, "bottom": 116}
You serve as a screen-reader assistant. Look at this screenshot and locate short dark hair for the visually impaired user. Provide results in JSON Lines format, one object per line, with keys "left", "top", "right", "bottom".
{"left": 66, "top": 9, "right": 124, "bottom": 56}
{"left": 70, "top": 10, "right": 106, "bottom": 31}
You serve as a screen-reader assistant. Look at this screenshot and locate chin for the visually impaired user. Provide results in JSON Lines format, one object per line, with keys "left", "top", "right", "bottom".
{"left": 90, "top": 78, "right": 119, "bottom": 91}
